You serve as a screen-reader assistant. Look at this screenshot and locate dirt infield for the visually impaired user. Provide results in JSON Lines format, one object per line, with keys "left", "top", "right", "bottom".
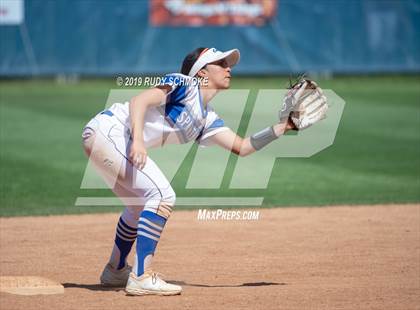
{"left": 0, "top": 204, "right": 419, "bottom": 310}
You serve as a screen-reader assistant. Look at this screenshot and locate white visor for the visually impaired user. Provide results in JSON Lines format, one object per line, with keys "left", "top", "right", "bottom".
{"left": 188, "top": 47, "right": 240, "bottom": 77}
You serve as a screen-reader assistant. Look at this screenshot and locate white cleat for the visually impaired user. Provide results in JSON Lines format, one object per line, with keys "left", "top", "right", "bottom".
{"left": 125, "top": 271, "right": 182, "bottom": 296}
{"left": 100, "top": 263, "right": 131, "bottom": 287}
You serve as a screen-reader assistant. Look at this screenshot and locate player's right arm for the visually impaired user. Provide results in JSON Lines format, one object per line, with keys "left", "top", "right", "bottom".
{"left": 129, "top": 86, "right": 169, "bottom": 169}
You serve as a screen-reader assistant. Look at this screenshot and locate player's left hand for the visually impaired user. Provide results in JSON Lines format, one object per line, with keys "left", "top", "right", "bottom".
{"left": 279, "top": 78, "right": 328, "bottom": 130}
{"left": 289, "top": 79, "right": 328, "bottom": 130}
{"left": 279, "top": 78, "right": 309, "bottom": 122}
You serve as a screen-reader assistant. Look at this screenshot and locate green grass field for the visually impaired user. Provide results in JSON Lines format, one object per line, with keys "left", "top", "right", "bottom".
{"left": 1, "top": 76, "right": 419, "bottom": 217}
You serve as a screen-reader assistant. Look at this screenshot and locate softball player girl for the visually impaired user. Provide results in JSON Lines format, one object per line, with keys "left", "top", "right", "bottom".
{"left": 82, "top": 47, "right": 298, "bottom": 296}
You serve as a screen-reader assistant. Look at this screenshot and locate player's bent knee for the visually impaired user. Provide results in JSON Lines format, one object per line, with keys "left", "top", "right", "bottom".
{"left": 156, "top": 187, "right": 176, "bottom": 220}
{"left": 81, "top": 127, "right": 96, "bottom": 156}
{"left": 162, "top": 187, "right": 176, "bottom": 206}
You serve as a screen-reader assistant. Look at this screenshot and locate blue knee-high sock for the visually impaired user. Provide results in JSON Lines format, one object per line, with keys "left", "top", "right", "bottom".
{"left": 115, "top": 217, "right": 137, "bottom": 269}
{"left": 136, "top": 210, "right": 167, "bottom": 276}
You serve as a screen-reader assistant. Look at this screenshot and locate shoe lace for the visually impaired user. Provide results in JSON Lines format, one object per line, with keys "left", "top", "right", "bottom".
{"left": 149, "top": 271, "right": 166, "bottom": 285}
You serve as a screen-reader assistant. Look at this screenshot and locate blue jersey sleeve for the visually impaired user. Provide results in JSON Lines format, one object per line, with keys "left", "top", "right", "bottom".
{"left": 196, "top": 107, "right": 229, "bottom": 147}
